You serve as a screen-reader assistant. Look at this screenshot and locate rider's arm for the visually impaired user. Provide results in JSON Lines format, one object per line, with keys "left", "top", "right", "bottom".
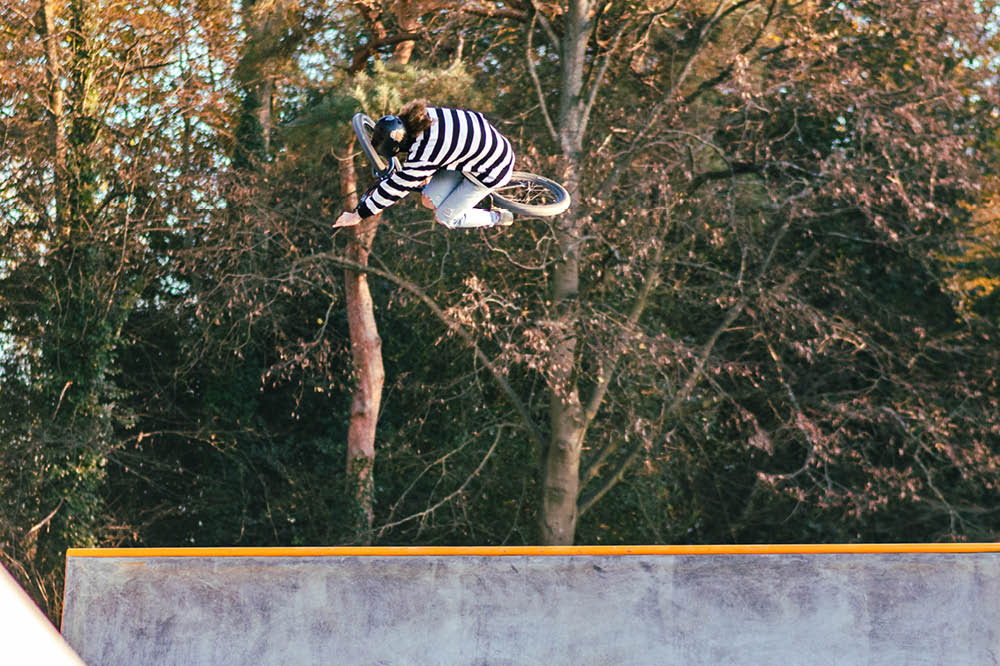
{"left": 355, "top": 160, "right": 437, "bottom": 219}
{"left": 352, "top": 113, "right": 443, "bottom": 219}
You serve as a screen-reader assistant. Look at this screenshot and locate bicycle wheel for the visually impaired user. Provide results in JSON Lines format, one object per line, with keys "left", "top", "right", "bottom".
{"left": 352, "top": 113, "right": 397, "bottom": 178}
{"left": 492, "top": 171, "right": 571, "bottom": 217}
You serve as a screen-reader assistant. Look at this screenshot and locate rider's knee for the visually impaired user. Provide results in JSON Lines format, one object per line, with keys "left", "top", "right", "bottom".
{"left": 434, "top": 207, "right": 461, "bottom": 228}
{"left": 424, "top": 195, "right": 455, "bottom": 226}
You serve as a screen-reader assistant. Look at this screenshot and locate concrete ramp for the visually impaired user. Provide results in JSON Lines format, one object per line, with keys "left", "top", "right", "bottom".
{"left": 62, "top": 544, "right": 1000, "bottom": 666}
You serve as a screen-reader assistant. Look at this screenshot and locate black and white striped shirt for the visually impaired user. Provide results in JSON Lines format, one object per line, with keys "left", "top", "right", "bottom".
{"left": 356, "top": 106, "right": 515, "bottom": 219}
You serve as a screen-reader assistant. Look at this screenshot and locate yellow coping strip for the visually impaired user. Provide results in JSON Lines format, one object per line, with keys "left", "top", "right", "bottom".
{"left": 66, "top": 543, "right": 1000, "bottom": 558}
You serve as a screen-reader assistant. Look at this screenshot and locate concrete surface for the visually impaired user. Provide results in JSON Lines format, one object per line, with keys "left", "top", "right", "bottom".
{"left": 62, "top": 548, "right": 1000, "bottom": 666}
{"left": 1, "top": 563, "right": 88, "bottom": 665}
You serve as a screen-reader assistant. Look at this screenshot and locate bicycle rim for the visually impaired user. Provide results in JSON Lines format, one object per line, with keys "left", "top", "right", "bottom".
{"left": 492, "top": 171, "right": 571, "bottom": 217}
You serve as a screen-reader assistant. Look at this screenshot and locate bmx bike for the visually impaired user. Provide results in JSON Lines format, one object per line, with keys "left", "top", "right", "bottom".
{"left": 352, "top": 113, "right": 571, "bottom": 217}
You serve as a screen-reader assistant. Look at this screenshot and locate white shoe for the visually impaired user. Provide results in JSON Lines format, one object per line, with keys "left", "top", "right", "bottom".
{"left": 494, "top": 209, "right": 514, "bottom": 226}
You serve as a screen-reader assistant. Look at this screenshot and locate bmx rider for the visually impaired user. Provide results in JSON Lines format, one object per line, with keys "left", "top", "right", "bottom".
{"left": 334, "top": 100, "right": 515, "bottom": 229}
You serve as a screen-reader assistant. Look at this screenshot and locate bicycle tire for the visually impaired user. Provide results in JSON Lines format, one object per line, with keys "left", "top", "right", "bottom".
{"left": 492, "top": 171, "right": 571, "bottom": 217}
{"left": 352, "top": 113, "right": 398, "bottom": 178}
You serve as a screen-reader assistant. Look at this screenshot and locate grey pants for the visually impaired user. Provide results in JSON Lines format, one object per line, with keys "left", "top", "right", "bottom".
{"left": 422, "top": 170, "right": 498, "bottom": 228}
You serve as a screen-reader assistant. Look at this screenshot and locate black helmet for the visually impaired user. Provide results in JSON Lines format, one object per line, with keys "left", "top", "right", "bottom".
{"left": 371, "top": 115, "right": 408, "bottom": 158}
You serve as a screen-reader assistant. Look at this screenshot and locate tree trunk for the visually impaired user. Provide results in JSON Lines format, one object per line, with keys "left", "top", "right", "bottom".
{"left": 389, "top": 0, "right": 449, "bottom": 64}
{"left": 254, "top": 76, "right": 274, "bottom": 155}
{"left": 539, "top": 0, "right": 593, "bottom": 545}
{"left": 541, "top": 152, "right": 587, "bottom": 545}
{"left": 234, "top": 0, "right": 286, "bottom": 163}
{"left": 338, "top": 146, "right": 384, "bottom": 542}
{"left": 38, "top": 0, "right": 66, "bottom": 222}
{"left": 339, "top": 0, "right": 439, "bottom": 541}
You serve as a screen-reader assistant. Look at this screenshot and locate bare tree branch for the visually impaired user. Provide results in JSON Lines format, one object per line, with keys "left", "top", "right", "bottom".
{"left": 374, "top": 425, "right": 504, "bottom": 538}
{"left": 526, "top": 12, "right": 558, "bottom": 144}
{"left": 294, "top": 251, "right": 546, "bottom": 450}
{"left": 577, "top": 205, "right": 797, "bottom": 516}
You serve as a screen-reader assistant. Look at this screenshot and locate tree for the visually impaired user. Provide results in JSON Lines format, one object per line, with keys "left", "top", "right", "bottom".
{"left": 287, "top": 0, "right": 1000, "bottom": 545}
{"left": 1, "top": 0, "right": 237, "bottom": 615}
{"left": 943, "top": 179, "right": 1000, "bottom": 326}
{"left": 438, "top": 0, "right": 1000, "bottom": 543}
{"left": 317, "top": 0, "right": 515, "bottom": 539}
{"left": 554, "top": 0, "right": 1000, "bottom": 542}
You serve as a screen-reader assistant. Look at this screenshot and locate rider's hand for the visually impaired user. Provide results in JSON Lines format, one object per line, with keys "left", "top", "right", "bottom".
{"left": 333, "top": 210, "right": 361, "bottom": 228}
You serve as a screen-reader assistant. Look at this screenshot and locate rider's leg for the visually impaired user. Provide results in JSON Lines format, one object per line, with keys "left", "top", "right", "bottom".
{"left": 422, "top": 170, "right": 462, "bottom": 210}
{"left": 422, "top": 171, "right": 500, "bottom": 229}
